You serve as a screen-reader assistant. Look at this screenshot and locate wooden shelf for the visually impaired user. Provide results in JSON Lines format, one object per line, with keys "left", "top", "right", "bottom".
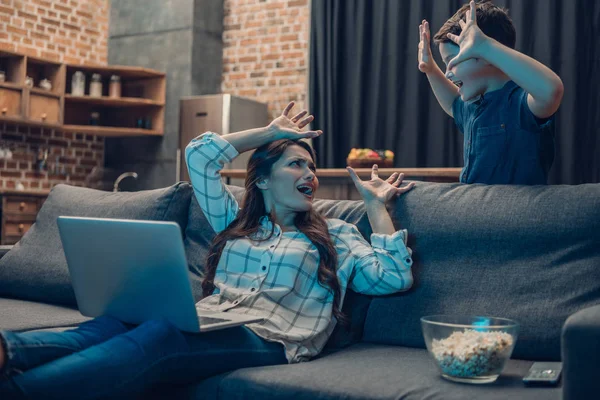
{"left": 62, "top": 125, "right": 163, "bottom": 137}
{"left": 29, "top": 87, "right": 61, "bottom": 98}
{"left": 0, "top": 49, "right": 165, "bottom": 137}
{"left": 26, "top": 55, "right": 62, "bottom": 67}
{"left": 0, "top": 82, "right": 23, "bottom": 90}
{"left": 0, "top": 115, "right": 62, "bottom": 130}
{"left": 65, "top": 64, "right": 165, "bottom": 79}
{"left": 64, "top": 94, "right": 164, "bottom": 107}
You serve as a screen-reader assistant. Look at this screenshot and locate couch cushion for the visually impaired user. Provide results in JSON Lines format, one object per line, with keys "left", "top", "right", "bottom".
{"left": 184, "top": 185, "right": 372, "bottom": 350}
{"left": 362, "top": 182, "right": 600, "bottom": 361}
{"left": 175, "top": 344, "right": 559, "bottom": 400}
{"left": 0, "top": 183, "right": 192, "bottom": 307}
{"left": 0, "top": 298, "right": 90, "bottom": 332}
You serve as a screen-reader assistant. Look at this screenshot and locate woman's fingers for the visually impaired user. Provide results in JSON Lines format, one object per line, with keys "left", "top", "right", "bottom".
{"left": 396, "top": 181, "right": 416, "bottom": 195}
{"left": 297, "top": 115, "right": 314, "bottom": 129}
{"left": 346, "top": 167, "right": 362, "bottom": 187}
{"left": 392, "top": 172, "right": 405, "bottom": 187}
{"left": 282, "top": 101, "right": 295, "bottom": 117}
{"left": 371, "top": 164, "right": 380, "bottom": 180}
{"left": 291, "top": 110, "right": 308, "bottom": 123}
{"left": 386, "top": 172, "right": 399, "bottom": 184}
{"left": 300, "top": 130, "right": 322, "bottom": 138}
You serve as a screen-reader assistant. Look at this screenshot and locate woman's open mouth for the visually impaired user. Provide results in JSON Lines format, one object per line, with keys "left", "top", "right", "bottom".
{"left": 296, "top": 184, "right": 315, "bottom": 199}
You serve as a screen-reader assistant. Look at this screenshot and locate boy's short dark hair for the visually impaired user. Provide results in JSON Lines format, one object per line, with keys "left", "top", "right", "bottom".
{"left": 433, "top": 0, "right": 516, "bottom": 49}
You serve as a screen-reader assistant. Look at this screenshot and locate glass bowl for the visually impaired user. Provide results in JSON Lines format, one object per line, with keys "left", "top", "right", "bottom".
{"left": 421, "top": 315, "right": 519, "bottom": 384}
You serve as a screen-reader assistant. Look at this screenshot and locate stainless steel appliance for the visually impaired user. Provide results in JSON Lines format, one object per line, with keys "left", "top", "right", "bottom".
{"left": 178, "top": 94, "right": 269, "bottom": 185}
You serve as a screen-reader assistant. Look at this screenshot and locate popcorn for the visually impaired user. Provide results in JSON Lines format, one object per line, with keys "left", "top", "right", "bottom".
{"left": 430, "top": 330, "right": 514, "bottom": 378}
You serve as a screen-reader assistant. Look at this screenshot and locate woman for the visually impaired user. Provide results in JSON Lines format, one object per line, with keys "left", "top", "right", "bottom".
{"left": 0, "top": 103, "right": 415, "bottom": 399}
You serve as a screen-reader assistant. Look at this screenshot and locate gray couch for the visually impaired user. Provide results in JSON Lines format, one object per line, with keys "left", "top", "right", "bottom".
{"left": 1, "top": 182, "right": 599, "bottom": 400}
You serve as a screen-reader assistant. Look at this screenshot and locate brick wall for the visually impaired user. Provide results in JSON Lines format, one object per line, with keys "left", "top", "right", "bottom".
{"left": 222, "top": 0, "right": 310, "bottom": 119}
{"left": 0, "top": 0, "right": 109, "bottom": 64}
{"left": 0, "top": 0, "right": 109, "bottom": 191}
{"left": 0, "top": 124, "right": 104, "bottom": 190}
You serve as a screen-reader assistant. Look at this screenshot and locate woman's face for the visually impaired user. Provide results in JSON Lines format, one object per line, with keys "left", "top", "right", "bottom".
{"left": 260, "top": 145, "right": 319, "bottom": 214}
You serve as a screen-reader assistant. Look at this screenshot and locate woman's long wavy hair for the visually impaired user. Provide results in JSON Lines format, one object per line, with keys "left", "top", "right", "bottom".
{"left": 202, "top": 139, "right": 347, "bottom": 325}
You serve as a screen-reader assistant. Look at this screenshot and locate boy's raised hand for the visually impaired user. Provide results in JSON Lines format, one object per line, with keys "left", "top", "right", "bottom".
{"left": 267, "top": 101, "right": 323, "bottom": 140}
{"left": 446, "top": 0, "right": 490, "bottom": 70}
{"left": 418, "top": 20, "right": 435, "bottom": 74}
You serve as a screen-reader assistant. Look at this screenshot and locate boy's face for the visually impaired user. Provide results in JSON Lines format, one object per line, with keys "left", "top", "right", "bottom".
{"left": 439, "top": 42, "right": 490, "bottom": 102}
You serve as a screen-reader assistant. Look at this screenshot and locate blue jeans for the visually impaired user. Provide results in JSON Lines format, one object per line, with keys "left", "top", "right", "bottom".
{"left": 0, "top": 316, "right": 286, "bottom": 399}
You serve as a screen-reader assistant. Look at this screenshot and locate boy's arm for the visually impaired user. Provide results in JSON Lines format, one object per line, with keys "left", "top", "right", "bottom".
{"left": 419, "top": 20, "right": 460, "bottom": 117}
{"left": 478, "top": 41, "right": 564, "bottom": 119}
{"left": 447, "top": 1, "right": 564, "bottom": 119}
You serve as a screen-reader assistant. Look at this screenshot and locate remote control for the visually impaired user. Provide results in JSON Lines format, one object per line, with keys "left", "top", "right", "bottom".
{"left": 523, "top": 362, "right": 562, "bottom": 386}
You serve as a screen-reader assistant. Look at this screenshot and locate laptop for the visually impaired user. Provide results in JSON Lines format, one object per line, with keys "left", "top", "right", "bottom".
{"left": 56, "top": 216, "right": 264, "bottom": 333}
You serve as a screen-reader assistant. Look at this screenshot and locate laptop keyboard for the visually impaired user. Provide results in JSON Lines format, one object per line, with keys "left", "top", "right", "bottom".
{"left": 198, "top": 316, "right": 231, "bottom": 325}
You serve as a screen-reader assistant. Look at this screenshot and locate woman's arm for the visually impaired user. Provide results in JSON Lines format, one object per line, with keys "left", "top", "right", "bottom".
{"left": 186, "top": 133, "right": 241, "bottom": 233}
{"left": 343, "top": 165, "right": 416, "bottom": 295}
{"left": 185, "top": 102, "right": 323, "bottom": 233}
{"left": 221, "top": 101, "right": 322, "bottom": 154}
{"left": 363, "top": 202, "right": 395, "bottom": 235}
{"left": 346, "top": 165, "right": 415, "bottom": 235}
{"left": 340, "top": 223, "right": 414, "bottom": 295}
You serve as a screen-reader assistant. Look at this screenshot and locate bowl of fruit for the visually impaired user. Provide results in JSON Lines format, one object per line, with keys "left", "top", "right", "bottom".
{"left": 347, "top": 148, "right": 394, "bottom": 168}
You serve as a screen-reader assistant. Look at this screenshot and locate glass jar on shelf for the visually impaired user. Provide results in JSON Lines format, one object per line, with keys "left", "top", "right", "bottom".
{"left": 71, "top": 71, "right": 85, "bottom": 96}
{"left": 0, "top": 71, "right": 5, "bottom": 83}
{"left": 39, "top": 78, "right": 52, "bottom": 91}
{"left": 90, "top": 111, "right": 100, "bottom": 126}
{"left": 109, "top": 75, "right": 121, "bottom": 98}
{"left": 89, "top": 73, "right": 103, "bottom": 97}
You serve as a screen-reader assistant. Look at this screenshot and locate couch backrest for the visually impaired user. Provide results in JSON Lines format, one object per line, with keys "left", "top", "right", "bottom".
{"left": 185, "top": 182, "right": 600, "bottom": 359}
{"left": 0, "top": 183, "right": 192, "bottom": 306}
{"left": 360, "top": 182, "right": 600, "bottom": 361}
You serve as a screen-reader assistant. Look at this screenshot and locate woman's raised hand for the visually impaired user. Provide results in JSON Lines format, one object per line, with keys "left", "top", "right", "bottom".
{"left": 267, "top": 102, "right": 323, "bottom": 140}
{"left": 347, "top": 165, "right": 416, "bottom": 204}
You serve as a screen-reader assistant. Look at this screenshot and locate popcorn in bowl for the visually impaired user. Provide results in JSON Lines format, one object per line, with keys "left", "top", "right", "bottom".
{"left": 421, "top": 315, "right": 519, "bottom": 384}
{"left": 431, "top": 329, "right": 514, "bottom": 378}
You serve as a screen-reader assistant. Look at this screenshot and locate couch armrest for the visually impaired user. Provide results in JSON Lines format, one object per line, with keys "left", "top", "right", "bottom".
{"left": 0, "top": 245, "right": 12, "bottom": 260}
{"left": 562, "top": 304, "right": 600, "bottom": 400}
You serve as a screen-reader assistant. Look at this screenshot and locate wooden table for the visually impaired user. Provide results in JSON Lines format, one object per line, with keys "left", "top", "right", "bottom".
{"left": 221, "top": 168, "right": 462, "bottom": 200}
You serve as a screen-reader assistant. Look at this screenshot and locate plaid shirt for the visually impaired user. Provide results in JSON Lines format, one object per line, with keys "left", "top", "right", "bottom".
{"left": 186, "top": 133, "right": 414, "bottom": 363}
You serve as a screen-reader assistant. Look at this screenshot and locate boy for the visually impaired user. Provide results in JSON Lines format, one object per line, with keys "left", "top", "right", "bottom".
{"left": 418, "top": 0, "right": 564, "bottom": 184}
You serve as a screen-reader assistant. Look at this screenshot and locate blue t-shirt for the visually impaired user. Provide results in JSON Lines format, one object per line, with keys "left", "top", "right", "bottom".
{"left": 452, "top": 80, "right": 555, "bottom": 185}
